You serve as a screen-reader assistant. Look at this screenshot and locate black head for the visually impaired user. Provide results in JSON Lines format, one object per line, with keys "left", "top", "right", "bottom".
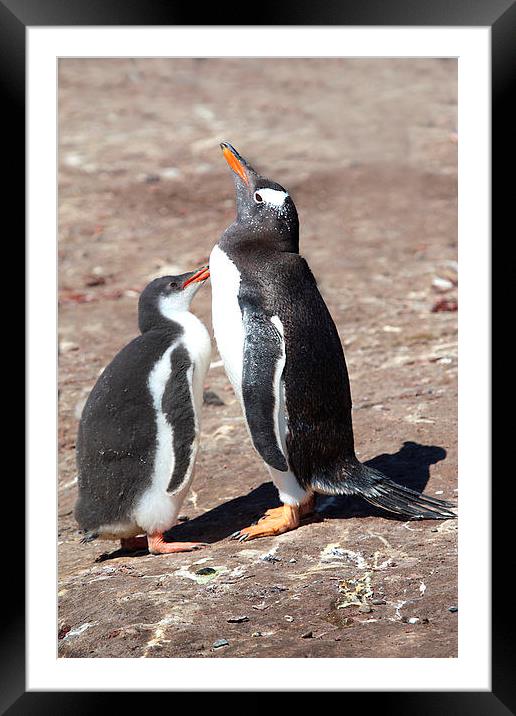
{"left": 138, "top": 267, "right": 209, "bottom": 333}
{"left": 220, "top": 142, "right": 299, "bottom": 253}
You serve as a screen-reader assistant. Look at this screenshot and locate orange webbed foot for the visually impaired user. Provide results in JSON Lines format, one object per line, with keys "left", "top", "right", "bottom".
{"left": 230, "top": 504, "right": 301, "bottom": 542}
{"left": 259, "top": 495, "right": 315, "bottom": 523}
{"left": 147, "top": 533, "right": 208, "bottom": 555}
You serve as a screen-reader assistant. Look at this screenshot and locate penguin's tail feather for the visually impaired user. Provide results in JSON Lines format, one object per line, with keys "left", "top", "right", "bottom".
{"left": 360, "top": 475, "right": 456, "bottom": 520}
{"left": 315, "top": 462, "right": 456, "bottom": 520}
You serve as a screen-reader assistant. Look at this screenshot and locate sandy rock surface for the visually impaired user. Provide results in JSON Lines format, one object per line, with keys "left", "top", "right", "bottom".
{"left": 58, "top": 58, "right": 457, "bottom": 658}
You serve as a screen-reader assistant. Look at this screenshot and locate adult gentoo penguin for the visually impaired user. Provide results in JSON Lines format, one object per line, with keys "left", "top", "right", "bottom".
{"left": 75, "top": 266, "right": 211, "bottom": 554}
{"left": 210, "top": 142, "right": 455, "bottom": 541}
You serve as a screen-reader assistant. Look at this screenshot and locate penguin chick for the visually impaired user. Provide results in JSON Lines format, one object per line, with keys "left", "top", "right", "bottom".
{"left": 210, "top": 142, "right": 456, "bottom": 542}
{"left": 74, "top": 266, "right": 211, "bottom": 555}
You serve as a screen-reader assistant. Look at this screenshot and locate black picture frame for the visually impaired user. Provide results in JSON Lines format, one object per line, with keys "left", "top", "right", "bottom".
{"left": 8, "top": 0, "right": 508, "bottom": 710}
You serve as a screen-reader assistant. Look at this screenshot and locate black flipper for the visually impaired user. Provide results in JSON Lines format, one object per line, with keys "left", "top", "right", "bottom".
{"left": 317, "top": 462, "right": 456, "bottom": 520}
{"left": 241, "top": 307, "right": 288, "bottom": 472}
{"left": 162, "top": 344, "right": 197, "bottom": 494}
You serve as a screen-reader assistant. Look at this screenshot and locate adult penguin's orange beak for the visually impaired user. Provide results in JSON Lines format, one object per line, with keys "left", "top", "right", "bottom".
{"left": 220, "top": 141, "right": 250, "bottom": 186}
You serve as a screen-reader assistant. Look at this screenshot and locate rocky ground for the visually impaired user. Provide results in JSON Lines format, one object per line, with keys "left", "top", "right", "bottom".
{"left": 58, "top": 58, "right": 458, "bottom": 658}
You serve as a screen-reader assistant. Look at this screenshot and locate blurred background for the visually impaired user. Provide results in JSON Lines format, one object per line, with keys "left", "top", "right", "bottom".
{"left": 58, "top": 59, "right": 458, "bottom": 659}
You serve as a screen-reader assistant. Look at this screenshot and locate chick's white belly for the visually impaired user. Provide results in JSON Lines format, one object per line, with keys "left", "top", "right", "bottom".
{"left": 210, "top": 244, "right": 245, "bottom": 400}
{"left": 132, "top": 316, "right": 211, "bottom": 536}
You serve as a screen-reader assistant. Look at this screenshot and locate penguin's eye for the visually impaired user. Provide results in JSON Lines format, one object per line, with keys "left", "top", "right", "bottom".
{"left": 168, "top": 281, "right": 178, "bottom": 289}
{"left": 253, "top": 191, "right": 264, "bottom": 204}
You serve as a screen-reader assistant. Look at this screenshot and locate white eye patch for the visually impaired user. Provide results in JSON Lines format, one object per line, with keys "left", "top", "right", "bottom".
{"left": 254, "top": 188, "right": 288, "bottom": 208}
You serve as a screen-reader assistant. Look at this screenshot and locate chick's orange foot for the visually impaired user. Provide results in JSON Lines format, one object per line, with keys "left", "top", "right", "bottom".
{"left": 147, "top": 532, "right": 208, "bottom": 554}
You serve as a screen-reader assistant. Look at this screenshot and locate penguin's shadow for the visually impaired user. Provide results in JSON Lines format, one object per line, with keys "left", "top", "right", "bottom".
{"left": 167, "top": 440, "right": 447, "bottom": 544}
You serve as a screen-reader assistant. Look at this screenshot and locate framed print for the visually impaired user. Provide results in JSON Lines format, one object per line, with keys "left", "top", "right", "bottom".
{"left": 6, "top": 0, "right": 509, "bottom": 709}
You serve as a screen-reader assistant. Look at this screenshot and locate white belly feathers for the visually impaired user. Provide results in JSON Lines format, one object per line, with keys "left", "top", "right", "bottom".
{"left": 210, "top": 244, "right": 245, "bottom": 400}
{"left": 209, "top": 243, "right": 308, "bottom": 506}
{"left": 132, "top": 311, "right": 211, "bottom": 535}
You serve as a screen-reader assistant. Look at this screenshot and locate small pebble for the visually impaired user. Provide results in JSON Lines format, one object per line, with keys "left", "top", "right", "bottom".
{"left": 60, "top": 341, "right": 79, "bottom": 353}
{"left": 371, "top": 598, "right": 386, "bottom": 605}
{"left": 213, "top": 639, "right": 229, "bottom": 649}
{"left": 289, "top": 558, "right": 297, "bottom": 563}
{"left": 160, "top": 167, "right": 181, "bottom": 180}
{"left": 401, "top": 617, "right": 419, "bottom": 624}
{"left": 177, "top": 515, "right": 189, "bottom": 522}
{"left": 196, "top": 567, "right": 216, "bottom": 576}
{"left": 58, "top": 624, "right": 71, "bottom": 640}
{"left": 261, "top": 553, "right": 281, "bottom": 563}
{"left": 432, "top": 299, "right": 458, "bottom": 314}
{"left": 448, "top": 606, "right": 458, "bottom": 613}
{"left": 227, "top": 616, "right": 249, "bottom": 623}
{"left": 284, "top": 615, "right": 294, "bottom": 622}
{"left": 301, "top": 631, "right": 313, "bottom": 639}
{"left": 252, "top": 602, "right": 268, "bottom": 611}
{"left": 359, "top": 605, "right": 373, "bottom": 614}
{"left": 252, "top": 632, "right": 263, "bottom": 637}
{"left": 85, "top": 275, "right": 106, "bottom": 287}
{"left": 64, "top": 153, "right": 83, "bottom": 167}
{"left": 432, "top": 277, "right": 454, "bottom": 291}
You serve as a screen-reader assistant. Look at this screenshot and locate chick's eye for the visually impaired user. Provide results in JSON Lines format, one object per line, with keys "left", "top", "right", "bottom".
{"left": 254, "top": 191, "right": 264, "bottom": 204}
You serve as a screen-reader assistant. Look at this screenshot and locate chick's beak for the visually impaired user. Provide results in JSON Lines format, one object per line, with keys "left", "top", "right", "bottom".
{"left": 182, "top": 265, "right": 210, "bottom": 289}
